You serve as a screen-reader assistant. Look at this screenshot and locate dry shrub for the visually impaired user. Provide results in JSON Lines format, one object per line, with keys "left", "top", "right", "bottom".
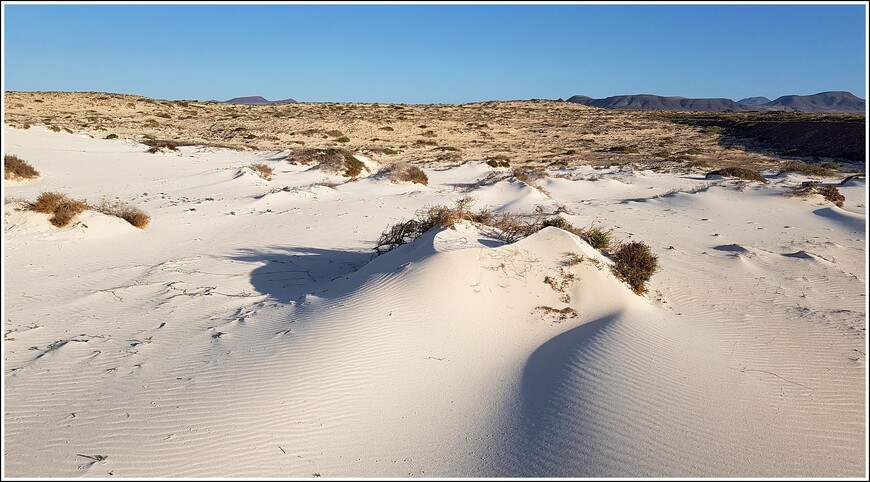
{"left": 779, "top": 160, "right": 835, "bottom": 177}
{"left": 5, "top": 154, "right": 40, "bottom": 180}
{"left": 791, "top": 181, "right": 845, "bottom": 207}
{"left": 612, "top": 242, "right": 658, "bottom": 294}
{"left": 817, "top": 186, "right": 845, "bottom": 207}
{"left": 250, "top": 162, "right": 273, "bottom": 180}
{"left": 705, "top": 167, "right": 766, "bottom": 183}
{"left": 385, "top": 162, "right": 428, "bottom": 185}
{"left": 33, "top": 191, "right": 89, "bottom": 227}
{"left": 93, "top": 200, "right": 151, "bottom": 228}
{"left": 288, "top": 147, "right": 365, "bottom": 178}
{"left": 143, "top": 139, "right": 195, "bottom": 153}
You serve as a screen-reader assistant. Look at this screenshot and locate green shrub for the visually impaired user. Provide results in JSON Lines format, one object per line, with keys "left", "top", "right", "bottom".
{"left": 105, "top": 133, "right": 118, "bottom": 139}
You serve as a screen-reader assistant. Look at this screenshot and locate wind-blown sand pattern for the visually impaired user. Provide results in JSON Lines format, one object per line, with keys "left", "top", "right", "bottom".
{"left": 3, "top": 124, "right": 866, "bottom": 477}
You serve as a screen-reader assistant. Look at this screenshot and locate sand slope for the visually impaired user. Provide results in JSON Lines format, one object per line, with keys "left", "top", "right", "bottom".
{"left": 3, "top": 126, "right": 866, "bottom": 477}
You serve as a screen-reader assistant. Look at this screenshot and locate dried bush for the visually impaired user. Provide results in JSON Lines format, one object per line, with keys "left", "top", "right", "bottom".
{"left": 32, "top": 191, "right": 89, "bottom": 227}
{"left": 779, "top": 160, "right": 835, "bottom": 177}
{"left": 791, "top": 181, "right": 846, "bottom": 207}
{"left": 249, "top": 163, "right": 273, "bottom": 180}
{"left": 93, "top": 200, "right": 151, "bottom": 228}
{"left": 705, "top": 167, "right": 767, "bottom": 183}
{"left": 288, "top": 147, "right": 365, "bottom": 178}
{"left": 385, "top": 162, "right": 428, "bottom": 185}
{"left": 817, "top": 186, "right": 845, "bottom": 207}
{"left": 143, "top": 139, "right": 195, "bottom": 153}
{"left": 5, "top": 154, "right": 40, "bottom": 180}
{"left": 612, "top": 242, "right": 658, "bottom": 294}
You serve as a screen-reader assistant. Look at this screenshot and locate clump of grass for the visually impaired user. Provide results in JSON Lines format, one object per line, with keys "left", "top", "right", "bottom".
{"left": 93, "top": 200, "right": 151, "bottom": 228}
{"left": 105, "top": 133, "right": 118, "bottom": 139}
{"left": 32, "top": 191, "right": 89, "bottom": 227}
{"left": 705, "top": 167, "right": 767, "bottom": 183}
{"left": 779, "top": 160, "right": 836, "bottom": 177}
{"left": 612, "top": 242, "right": 658, "bottom": 294}
{"left": 249, "top": 163, "right": 273, "bottom": 181}
{"left": 385, "top": 162, "right": 428, "bottom": 185}
{"left": 5, "top": 154, "right": 40, "bottom": 180}
{"left": 288, "top": 147, "right": 365, "bottom": 178}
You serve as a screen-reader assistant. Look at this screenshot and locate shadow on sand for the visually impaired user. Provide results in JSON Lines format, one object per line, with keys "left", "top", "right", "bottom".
{"left": 491, "top": 313, "right": 621, "bottom": 476}
{"left": 232, "top": 246, "right": 375, "bottom": 304}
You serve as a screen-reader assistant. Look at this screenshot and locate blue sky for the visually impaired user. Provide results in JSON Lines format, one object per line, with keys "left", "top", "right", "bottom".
{"left": 3, "top": 3, "right": 867, "bottom": 103}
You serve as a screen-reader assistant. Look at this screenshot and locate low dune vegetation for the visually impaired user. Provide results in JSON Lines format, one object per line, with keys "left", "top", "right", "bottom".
{"left": 5, "top": 154, "right": 40, "bottom": 180}
{"left": 375, "top": 197, "right": 656, "bottom": 295}
{"left": 384, "top": 161, "right": 429, "bottom": 185}
{"left": 31, "top": 191, "right": 89, "bottom": 227}
{"left": 249, "top": 162, "right": 273, "bottom": 180}
{"left": 789, "top": 181, "right": 846, "bottom": 207}
{"left": 704, "top": 167, "right": 767, "bottom": 183}
{"left": 28, "top": 191, "right": 150, "bottom": 228}
{"left": 92, "top": 199, "right": 152, "bottom": 228}
{"left": 287, "top": 147, "right": 366, "bottom": 178}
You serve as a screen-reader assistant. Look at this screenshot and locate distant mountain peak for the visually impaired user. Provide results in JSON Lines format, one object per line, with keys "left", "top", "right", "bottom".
{"left": 736, "top": 96, "right": 771, "bottom": 106}
{"left": 223, "top": 96, "right": 296, "bottom": 105}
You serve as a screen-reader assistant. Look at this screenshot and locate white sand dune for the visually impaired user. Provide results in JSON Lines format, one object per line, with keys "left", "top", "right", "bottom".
{"left": 3, "top": 126, "right": 866, "bottom": 477}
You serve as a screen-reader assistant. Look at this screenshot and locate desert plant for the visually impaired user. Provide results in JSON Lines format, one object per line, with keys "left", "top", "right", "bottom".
{"left": 288, "top": 147, "right": 365, "bottom": 178}
{"left": 249, "top": 163, "right": 273, "bottom": 181}
{"left": 5, "top": 154, "right": 40, "bottom": 180}
{"left": 93, "top": 200, "right": 150, "bottom": 228}
{"left": 779, "top": 160, "right": 836, "bottom": 177}
{"left": 817, "top": 185, "right": 845, "bottom": 207}
{"left": 581, "top": 226, "right": 613, "bottom": 251}
{"left": 142, "top": 139, "right": 194, "bottom": 153}
{"left": 612, "top": 242, "right": 658, "bottom": 294}
{"left": 791, "top": 181, "right": 846, "bottom": 207}
{"left": 336, "top": 136, "right": 350, "bottom": 143}
{"left": 105, "top": 133, "right": 118, "bottom": 139}
{"left": 32, "top": 191, "right": 89, "bottom": 227}
{"left": 385, "top": 162, "right": 428, "bottom": 185}
{"left": 705, "top": 167, "right": 767, "bottom": 183}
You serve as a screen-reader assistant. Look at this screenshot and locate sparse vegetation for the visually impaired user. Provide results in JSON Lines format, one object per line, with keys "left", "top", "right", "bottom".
{"left": 612, "top": 242, "right": 658, "bottom": 294}
{"left": 249, "top": 162, "right": 274, "bottom": 181}
{"left": 790, "top": 181, "right": 846, "bottom": 207}
{"left": 287, "top": 147, "right": 366, "bottom": 178}
{"left": 5, "top": 154, "right": 40, "bottom": 180}
{"left": 142, "top": 139, "right": 195, "bottom": 153}
{"left": 779, "top": 160, "right": 836, "bottom": 177}
{"left": 385, "top": 162, "right": 428, "bottom": 185}
{"left": 705, "top": 167, "right": 767, "bottom": 183}
{"left": 105, "top": 133, "right": 118, "bottom": 139}
{"left": 93, "top": 200, "right": 151, "bottom": 228}
{"left": 32, "top": 191, "right": 89, "bottom": 227}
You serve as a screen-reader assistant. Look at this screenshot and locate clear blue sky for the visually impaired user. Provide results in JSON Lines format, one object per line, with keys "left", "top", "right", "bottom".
{"left": 3, "top": 3, "right": 867, "bottom": 103}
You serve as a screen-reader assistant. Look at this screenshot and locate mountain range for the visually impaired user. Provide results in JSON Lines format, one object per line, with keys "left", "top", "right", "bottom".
{"left": 566, "top": 91, "right": 865, "bottom": 113}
